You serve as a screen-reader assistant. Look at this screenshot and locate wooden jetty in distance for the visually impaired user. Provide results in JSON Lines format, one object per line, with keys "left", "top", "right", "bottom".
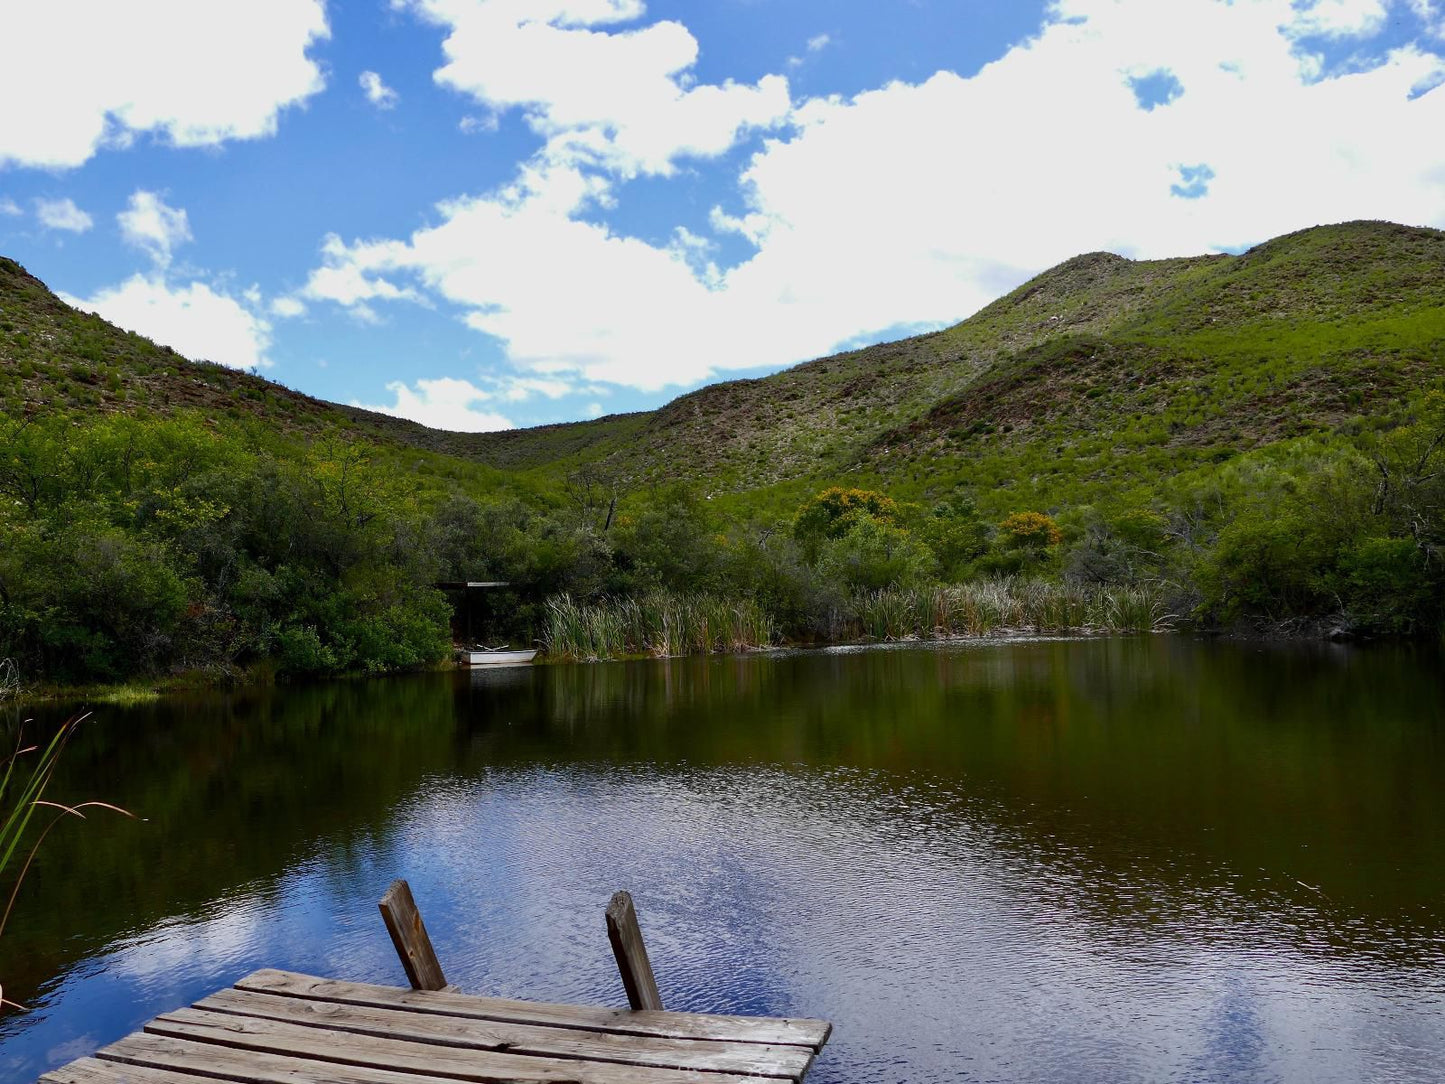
{"left": 40, "top": 880, "right": 832, "bottom": 1084}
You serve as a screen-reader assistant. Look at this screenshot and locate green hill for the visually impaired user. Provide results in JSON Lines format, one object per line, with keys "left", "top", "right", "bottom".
{"left": 586, "top": 221, "right": 1445, "bottom": 510}
{"left": 2, "top": 220, "right": 1443, "bottom": 689}
{"left": 4, "top": 220, "right": 1442, "bottom": 506}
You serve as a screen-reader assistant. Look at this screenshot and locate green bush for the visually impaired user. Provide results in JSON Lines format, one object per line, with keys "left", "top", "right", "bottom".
{"left": 1338, "top": 537, "right": 1433, "bottom": 633}
{"left": 275, "top": 625, "right": 338, "bottom": 675}
{"left": 817, "top": 516, "right": 936, "bottom": 593}
{"left": 1195, "top": 514, "right": 1334, "bottom": 620}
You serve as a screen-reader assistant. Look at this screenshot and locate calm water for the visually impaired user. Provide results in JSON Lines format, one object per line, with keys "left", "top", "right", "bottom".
{"left": 2, "top": 637, "right": 1444, "bottom": 1082}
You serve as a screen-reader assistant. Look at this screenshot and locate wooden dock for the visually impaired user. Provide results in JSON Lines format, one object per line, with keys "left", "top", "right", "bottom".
{"left": 38, "top": 883, "right": 831, "bottom": 1084}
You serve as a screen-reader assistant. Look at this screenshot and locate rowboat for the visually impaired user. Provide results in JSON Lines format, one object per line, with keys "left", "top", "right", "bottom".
{"left": 456, "top": 646, "right": 538, "bottom": 667}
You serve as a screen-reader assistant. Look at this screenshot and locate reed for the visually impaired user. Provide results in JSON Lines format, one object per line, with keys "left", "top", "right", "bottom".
{"left": 543, "top": 581, "right": 1171, "bottom": 661}
{"left": 542, "top": 593, "right": 774, "bottom": 661}
{"left": 541, "top": 595, "right": 630, "bottom": 661}
{"left": 853, "top": 580, "right": 1174, "bottom": 639}
{"left": 1, "top": 711, "right": 131, "bottom": 1009}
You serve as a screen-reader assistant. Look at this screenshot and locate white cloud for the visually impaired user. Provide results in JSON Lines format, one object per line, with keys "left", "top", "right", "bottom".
{"left": 303, "top": 163, "right": 763, "bottom": 389}
{"left": 359, "top": 70, "right": 399, "bottom": 109}
{"left": 1289, "top": 0, "right": 1389, "bottom": 38}
{"left": 459, "top": 112, "right": 501, "bottom": 134}
{"left": 807, "top": 33, "right": 832, "bottom": 53}
{"left": 301, "top": 233, "right": 425, "bottom": 307}
{"left": 497, "top": 375, "right": 578, "bottom": 401}
{"left": 34, "top": 197, "right": 93, "bottom": 233}
{"left": 585, "top": 401, "right": 603, "bottom": 417}
{"left": 64, "top": 275, "right": 273, "bottom": 370}
{"left": 270, "top": 295, "right": 308, "bottom": 318}
{"left": 118, "top": 190, "right": 192, "bottom": 267}
{"left": 353, "top": 376, "right": 515, "bottom": 431}
{"left": 0, "top": 0, "right": 328, "bottom": 169}
{"left": 0, "top": 196, "right": 20, "bottom": 216}
{"left": 400, "top": 0, "right": 790, "bottom": 176}
{"left": 306, "top": 0, "right": 1445, "bottom": 393}
{"left": 1409, "top": 0, "right": 1445, "bottom": 32}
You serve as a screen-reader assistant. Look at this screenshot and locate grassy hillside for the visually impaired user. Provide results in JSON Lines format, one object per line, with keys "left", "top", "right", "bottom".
{"left": 600, "top": 221, "right": 1445, "bottom": 510}
{"left": 0, "top": 257, "right": 641, "bottom": 472}
{"left": 0, "top": 256, "right": 354, "bottom": 430}
{"left": 5, "top": 220, "right": 1441, "bottom": 507}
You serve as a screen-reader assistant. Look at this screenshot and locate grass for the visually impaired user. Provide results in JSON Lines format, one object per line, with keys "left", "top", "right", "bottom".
{"left": 541, "top": 581, "right": 1172, "bottom": 661}
{"left": 850, "top": 581, "right": 1174, "bottom": 641}
{"left": 542, "top": 594, "right": 774, "bottom": 661}
{"left": 8, "top": 671, "right": 224, "bottom": 708}
{"left": 88, "top": 683, "right": 163, "bottom": 706}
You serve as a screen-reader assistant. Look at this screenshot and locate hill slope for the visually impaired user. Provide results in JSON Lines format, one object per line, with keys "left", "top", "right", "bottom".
{"left": 0, "top": 256, "right": 642, "bottom": 468}
{"left": 3, "top": 220, "right": 1443, "bottom": 514}
{"left": 602, "top": 221, "right": 1444, "bottom": 505}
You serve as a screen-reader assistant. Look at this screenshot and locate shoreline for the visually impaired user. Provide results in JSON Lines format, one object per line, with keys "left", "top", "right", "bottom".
{"left": 8, "top": 619, "right": 1420, "bottom": 711}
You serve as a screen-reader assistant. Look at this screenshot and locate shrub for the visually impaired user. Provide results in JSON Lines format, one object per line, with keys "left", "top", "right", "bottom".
{"left": 999, "top": 512, "right": 1063, "bottom": 550}
{"left": 817, "top": 516, "right": 936, "bottom": 593}
{"left": 1194, "top": 513, "right": 1335, "bottom": 621}
{"left": 793, "top": 487, "right": 900, "bottom": 543}
{"left": 1338, "top": 537, "right": 1433, "bottom": 633}
{"left": 275, "top": 625, "right": 339, "bottom": 675}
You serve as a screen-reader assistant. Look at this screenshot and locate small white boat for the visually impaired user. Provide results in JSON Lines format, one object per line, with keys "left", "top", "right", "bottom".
{"left": 456, "top": 646, "right": 538, "bottom": 667}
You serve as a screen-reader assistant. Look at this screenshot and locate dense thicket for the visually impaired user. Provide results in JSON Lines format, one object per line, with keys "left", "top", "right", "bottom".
{"left": 1, "top": 393, "right": 1440, "bottom": 686}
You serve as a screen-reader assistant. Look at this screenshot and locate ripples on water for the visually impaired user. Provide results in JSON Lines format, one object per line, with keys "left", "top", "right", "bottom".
{"left": 2, "top": 638, "right": 1444, "bottom": 1082}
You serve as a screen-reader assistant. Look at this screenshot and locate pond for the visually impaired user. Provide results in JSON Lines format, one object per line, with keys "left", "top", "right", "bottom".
{"left": 2, "top": 636, "right": 1444, "bottom": 1082}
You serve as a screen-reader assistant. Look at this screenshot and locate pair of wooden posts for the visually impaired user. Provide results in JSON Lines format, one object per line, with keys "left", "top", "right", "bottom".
{"left": 378, "top": 879, "right": 664, "bottom": 1011}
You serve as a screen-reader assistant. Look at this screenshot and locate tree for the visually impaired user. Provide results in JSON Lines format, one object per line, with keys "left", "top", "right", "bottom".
{"left": 1367, "top": 392, "right": 1445, "bottom": 563}
{"left": 565, "top": 463, "right": 623, "bottom": 532}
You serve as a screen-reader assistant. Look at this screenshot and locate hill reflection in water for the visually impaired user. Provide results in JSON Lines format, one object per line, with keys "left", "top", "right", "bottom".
{"left": 3, "top": 637, "right": 1443, "bottom": 1082}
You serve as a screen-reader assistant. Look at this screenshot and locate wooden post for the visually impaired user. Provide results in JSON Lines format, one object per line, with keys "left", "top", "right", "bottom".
{"left": 378, "top": 879, "right": 447, "bottom": 991}
{"left": 605, "top": 890, "right": 663, "bottom": 1011}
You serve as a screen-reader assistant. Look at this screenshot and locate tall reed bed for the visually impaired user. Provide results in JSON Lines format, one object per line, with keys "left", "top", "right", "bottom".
{"left": 543, "top": 581, "right": 1172, "bottom": 661}
{"left": 542, "top": 594, "right": 774, "bottom": 661}
{"left": 851, "top": 580, "right": 1174, "bottom": 641}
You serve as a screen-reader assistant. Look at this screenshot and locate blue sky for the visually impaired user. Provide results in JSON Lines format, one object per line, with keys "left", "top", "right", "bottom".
{"left": 1, "top": 0, "right": 1443, "bottom": 431}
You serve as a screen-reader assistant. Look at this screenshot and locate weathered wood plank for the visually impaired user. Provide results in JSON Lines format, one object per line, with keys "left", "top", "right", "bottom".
{"left": 194, "top": 986, "right": 813, "bottom": 1079}
{"left": 40, "top": 1056, "right": 210, "bottom": 1084}
{"left": 605, "top": 891, "right": 664, "bottom": 1012}
{"left": 235, "top": 969, "right": 831, "bottom": 1050}
{"left": 139, "top": 1009, "right": 783, "bottom": 1084}
{"left": 378, "top": 878, "right": 448, "bottom": 992}
{"left": 99, "top": 1034, "right": 501, "bottom": 1084}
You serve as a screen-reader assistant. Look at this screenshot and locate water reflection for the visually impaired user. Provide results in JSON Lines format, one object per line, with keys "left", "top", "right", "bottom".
{"left": 2, "top": 638, "right": 1444, "bottom": 1082}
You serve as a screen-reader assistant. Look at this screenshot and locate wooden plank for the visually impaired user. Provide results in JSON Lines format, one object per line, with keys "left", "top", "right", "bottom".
{"left": 40, "top": 1057, "right": 211, "bottom": 1084}
{"left": 99, "top": 1034, "right": 504, "bottom": 1084}
{"left": 132, "top": 1013, "right": 773, "bottom": 1084}
{"left": 236, "top": 970, "right": 831, "bottom": 1051}
{"left": 605, "top": 891, "right": 664, "bottom": 1012}
{"left": 194, "top": 986, "right": 813, "bottom": 1079}
{"left": 378, "top": 878, "right": 447, "bottom": 992}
